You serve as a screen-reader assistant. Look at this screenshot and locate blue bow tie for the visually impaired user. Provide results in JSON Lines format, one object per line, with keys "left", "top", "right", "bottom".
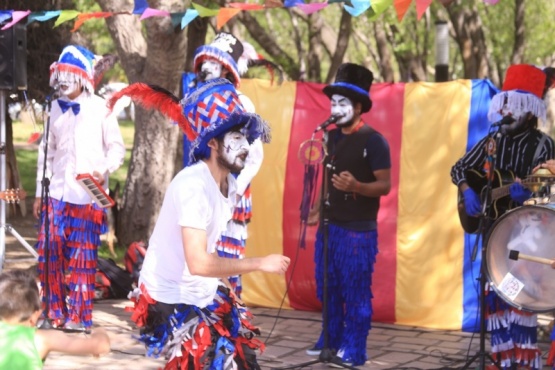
{"left": 58, "top": 100, "right": 80, "bottom": 115}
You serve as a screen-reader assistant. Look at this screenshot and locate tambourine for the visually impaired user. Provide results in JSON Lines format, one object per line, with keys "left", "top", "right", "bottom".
{"left": 298, "top": 139, "right": 326, "bottom": 165}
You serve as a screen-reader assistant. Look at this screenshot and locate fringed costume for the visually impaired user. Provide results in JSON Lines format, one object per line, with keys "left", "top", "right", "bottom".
{"left": 307, "top": 63, "right": 391, "bottom": 367}
{"left": 182, "top": 32, "right": 269, "bottom": 297}
{"left": 314, "top": 225, "right": 377, "bottom": 366}
{"left": 35, "top": 45, "right": 125, "bottom": 329}
{"left": 450, "top": 64, "right": 555, "bottom": 370}
{"left": 129, "top": 283, "right": 264, "bottom": 370}
{"left": 486, "top": 291, "right": 542, "bottom": 369}
{"left": 110, "top": 79, "right": 271, "bottom": 369}
{"left": 37, "top": 199, "right": 107, "bottom": 328}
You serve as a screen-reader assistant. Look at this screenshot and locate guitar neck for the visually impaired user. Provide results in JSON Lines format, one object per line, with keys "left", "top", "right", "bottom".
{"left": 491, "top": 185, "right": 511, "bottom": 201}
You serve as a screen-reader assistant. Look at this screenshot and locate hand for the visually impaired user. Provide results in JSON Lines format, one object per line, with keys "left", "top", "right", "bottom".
{"left": 331, "top": 171, "right": 358, "bottom": 192}
{"left": 463, "top": 188, "right": 481, "bottom": 216}
{"left": 509, "top": 182, "right": 532, "bottom": 205}
{"left": 260, "top": 254, "right": 291, "bottom": 275}
{"left": 533, "top": 159, "right": 555, "bottom": 174}
{"left": 92, "top": 171, "right": 105, "bottom": 186}
{"left": 306, "top": 207, "right": 319, "bottom": 226}
{"left": 32, "top": 197, "right": 42, "bottom": 219}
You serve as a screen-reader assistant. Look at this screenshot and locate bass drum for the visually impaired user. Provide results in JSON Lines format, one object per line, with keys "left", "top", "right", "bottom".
{"left": 486, "top": 204, "right": 555, "bottom": 312}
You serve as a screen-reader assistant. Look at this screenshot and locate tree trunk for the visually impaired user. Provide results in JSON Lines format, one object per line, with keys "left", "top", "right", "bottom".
{"left": 97, "top": 0, "right": 188, "bottom": 246}
{"left": 446, "top": 1, "right": 490, "bottom": 80}
{"left": 325, "top": 10, "right": 352, "bottom": 84}
{"left": 510, "top": 0, "right": 525, "bottom": 65}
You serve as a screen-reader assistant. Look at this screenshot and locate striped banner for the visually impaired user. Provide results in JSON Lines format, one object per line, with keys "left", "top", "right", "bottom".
{"left": 239, "top": 78, "right": 499, "bottom": 331}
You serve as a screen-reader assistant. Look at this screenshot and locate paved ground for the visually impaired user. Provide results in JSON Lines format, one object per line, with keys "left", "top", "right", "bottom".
{"left": 1, "top": 206, "right": 554, "bottom": 370}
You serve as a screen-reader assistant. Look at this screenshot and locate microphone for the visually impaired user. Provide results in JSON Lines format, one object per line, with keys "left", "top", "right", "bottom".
{"left": 314, "top": 114, "right": 343, "bottom": 132}
{"left": 491, "top": 116, "right": 516, "bottom": 127}
{"left": 508, "top": 250, "right": 555, "bottom": 268}
{"left": 197, "top": 70, "right": 208, "bottom": 83}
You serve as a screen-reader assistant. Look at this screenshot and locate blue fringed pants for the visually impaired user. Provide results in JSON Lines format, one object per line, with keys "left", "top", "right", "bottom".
{"left": 313, "top": 223, "right": 378, "bottom": 366}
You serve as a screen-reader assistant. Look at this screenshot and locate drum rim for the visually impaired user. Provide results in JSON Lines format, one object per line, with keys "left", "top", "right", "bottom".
{"left": 484, "top": 204, "right": 555, "bottom": 313}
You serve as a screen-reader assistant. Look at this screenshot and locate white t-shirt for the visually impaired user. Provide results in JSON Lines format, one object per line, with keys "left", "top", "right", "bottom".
{"left": 139, "top": 161, "right": 237, "bottom": 308}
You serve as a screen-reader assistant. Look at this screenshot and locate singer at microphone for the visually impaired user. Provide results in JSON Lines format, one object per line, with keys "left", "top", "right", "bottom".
{"left": 314, "top": 114, "right": 343, "bottom": 132}
{"left": 491, "top": 116, "right": 515, "bottom": 127}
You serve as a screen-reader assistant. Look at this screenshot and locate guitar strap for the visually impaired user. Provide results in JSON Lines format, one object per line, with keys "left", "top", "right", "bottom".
{"left": 528, "top": 131, "right": 548, "bottom": 169}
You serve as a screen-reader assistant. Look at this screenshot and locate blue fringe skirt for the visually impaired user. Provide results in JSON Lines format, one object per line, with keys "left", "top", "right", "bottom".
{"left": 313, "top": 224, "right": 378, "bottom": 366}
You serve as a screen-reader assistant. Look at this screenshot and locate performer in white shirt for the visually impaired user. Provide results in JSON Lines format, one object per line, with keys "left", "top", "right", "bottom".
{"left": 185, "top": 32, "right": 265, "bottom": 297}
{"left": 32, "top": 45, "right": 125, "bottom": 330}
{"left": 127, "top": 78, "right": 290, "bottom": 369}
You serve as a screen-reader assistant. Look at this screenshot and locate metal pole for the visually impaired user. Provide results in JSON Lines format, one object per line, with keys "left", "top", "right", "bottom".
{"left": 0, "top": 89, "right": 6, "bottom": 271}
{"left": 435, "top": 20, "right": 450, "bottom": 82}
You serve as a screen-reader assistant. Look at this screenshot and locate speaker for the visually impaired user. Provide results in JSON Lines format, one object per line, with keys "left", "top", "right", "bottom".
{"left": 0, "top": 23, "right": 27, "bottom": 91}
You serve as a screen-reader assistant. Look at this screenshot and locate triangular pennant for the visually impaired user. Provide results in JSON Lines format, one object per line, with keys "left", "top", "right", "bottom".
{"left": 71, "top": 12, "right": 112, "bottom": 32}
{"left": 216, "top": 8, "right": 241, "bottom": 30}
{"left": 180, "top": 9, "right": 199, "bottom": 29}
{"left": 1, "top": 10, "right": 30, "bottom": 30}
{"left": 344, "top": 0, "right": 371, "bottom": 16}
{"left": 170, "top": 12, "right": 185, "bottom": 28}
{"left": 229, "top": 2, "right": 265, "bottom": 10}
{"left": 191, "top": 3, "right": 220, "bottom": 17}
{"left": 369, "top": 0, "right": 392, "bottom": 19}
{"left": 264, "top": 0, "right": 285, "bottom": 8}
{"left": 53, "top": 10, "right": 80, "bottom": 28}
{"left": 284, "top": 0, "right": 304, "bottom": 7}
{"left": 140, "top": 7, "right": 170, "bottom": 20}
{"left": 393, "top": 0, "right": 411, "bottom": 21}
{"left": 415, "top": 0, "right": 432, "bottom": 20}
{"left": 27, "top": 10, "right": 61, "bottom": 24}
{"left": 133, "top": 0, "right": 149, "bottom": 15}
{"left": 0, "top": 11, "right": 12, "bottom": 24}
{"left": 297, "top": 2, "right": 328, "bottom": 15}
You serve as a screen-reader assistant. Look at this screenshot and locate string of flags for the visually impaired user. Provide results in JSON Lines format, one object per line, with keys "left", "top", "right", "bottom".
{"left": 0, "top": 0, "right": 499, "bottom": 32}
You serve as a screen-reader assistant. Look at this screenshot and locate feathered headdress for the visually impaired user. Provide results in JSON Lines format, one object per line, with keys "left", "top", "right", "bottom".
{"left": 237, "top": 41, "right": 284, "bottom": 85}
{"left": 107, "top": 79, "right": 270, "bottom": 163}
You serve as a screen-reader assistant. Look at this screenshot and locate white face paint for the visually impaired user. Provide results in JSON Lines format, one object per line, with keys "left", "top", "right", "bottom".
{"left": 57, "top": 79, "right": 81, "bottom": 98}
{"left": 201, "top": 59, "right": 223, "bottom": 80}
{"left": 218, "top": 131, "right": 249, "bottom": 173}
{"left": 499, "top": 102, "right": 529, "bottom": 135}
{"left": 330, "top": 94, "right": 354, "bottom": 126}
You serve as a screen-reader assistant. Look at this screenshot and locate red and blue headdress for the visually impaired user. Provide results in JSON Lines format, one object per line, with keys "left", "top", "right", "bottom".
{"left": 194, "top": 32, "right": 244, "bottom": 88}
{"left": 107, "top": 79, "right": 270, "bottom": 163}
{"left": 49, "top": 45, "right": 96, "bottom": 93}
{"left": 182, "top": 79, "right": 270, "bottom": 163}
{"left": 488, "top": 64, "right": 547, "bottom": 122}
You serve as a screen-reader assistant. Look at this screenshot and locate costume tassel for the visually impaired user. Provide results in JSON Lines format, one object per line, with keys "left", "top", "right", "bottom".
{"left": 107, "top": 83, "right": 197, "bottom": 141}
{"left": 299, "top": 163, "right": 319, "bottom": 249}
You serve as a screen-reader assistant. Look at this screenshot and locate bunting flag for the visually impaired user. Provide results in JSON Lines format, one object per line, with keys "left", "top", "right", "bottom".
{"left": 239, "top": 78, "right": 499, "bottom": 331}
{"left": 0, "top": 0, "right": 499, "bottom": 31}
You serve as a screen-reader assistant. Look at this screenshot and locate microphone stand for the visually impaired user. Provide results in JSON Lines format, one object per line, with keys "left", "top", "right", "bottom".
{"left": 462, "top": 127, "right": 501, "bottom": 370}
{"left": 38, "top": 93, "right": 55, "bottom": 330}
{"left": 276, "top": 123, "right": 357, "bottom": 370}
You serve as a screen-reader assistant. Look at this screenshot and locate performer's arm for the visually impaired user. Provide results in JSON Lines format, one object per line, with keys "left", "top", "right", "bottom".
{"left": 235, "top": 139, "right": 263, "bottom": 196}
{"left": 182, "top": 226, "right": 289, "bottom": 277}
{"left": 450, "top": 136, "right": 488, "bottom": 187}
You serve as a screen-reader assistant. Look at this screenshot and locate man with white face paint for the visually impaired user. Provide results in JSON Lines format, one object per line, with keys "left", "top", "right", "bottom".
{"left": 451, "top": 64, "right": 554, "bottom": 369}
{"left": 183, "top": 32, "right": 265, "bottom": 298}
{"left": 32, "top": 45, "right": 125, "bottom": 331}
{"left": 131, "top": 79, "right": 290, "bottom": 370}
{"left": 305, "top": 63, "right": 391, "bottom": 367}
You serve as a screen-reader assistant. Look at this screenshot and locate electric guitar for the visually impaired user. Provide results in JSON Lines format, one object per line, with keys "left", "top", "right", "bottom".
{"left": 457, "top": 169, "right": 518, "bottom": 234}
{"left": 0, "top": 188, "right": 27, "bottom": 204}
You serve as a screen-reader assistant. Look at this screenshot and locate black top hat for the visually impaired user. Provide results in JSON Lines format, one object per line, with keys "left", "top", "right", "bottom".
{"left": 323, "top": 63, "right": 373, "bottom": 113}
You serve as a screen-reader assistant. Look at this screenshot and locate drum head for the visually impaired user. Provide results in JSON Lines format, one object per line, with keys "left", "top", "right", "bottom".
{"left": 486, "top": 204, "right": 555, "bottom": 312}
